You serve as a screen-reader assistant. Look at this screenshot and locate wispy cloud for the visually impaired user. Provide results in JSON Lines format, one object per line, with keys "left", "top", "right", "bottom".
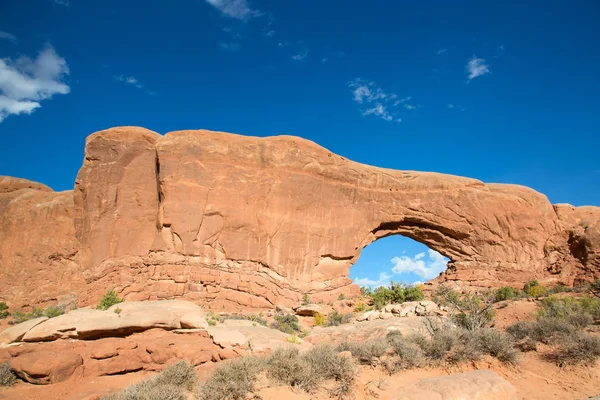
{"left": 53, "top": 0, "right": 70, "bottom": 5}
{"left": 437, "top": 48, "right": 448, "bottom": 55}
{"left": 292, "top": 50, "right": 308, "bottom": 61}
{"left": 391, "top": 249, "right": 448, "bottom": 280}
{"left": 354, "top": 272, "right": 393, "bottom": 288}
{"left": 264, "top": 29, "right": 275, "bottom": 37}
{"left": 448, "top": 103, "right": 465, "bottom": 111}
{"left": 466, "top": 56, "right": 490, "bottom": 81}
{"left": 114, "top": 75, "right": 156, "bottom": 95}
{"left": 0, "top": 45, "right": 70, "bottom": 122}
{"left": 204, "top": 0, "right": 259, "bottom": 20}
{"left": 0, "top": 31, "right": 17, "bottom": 44}
{"left": 349, "top": 78, "right": 416, "bottom": 122}
{"left": 219, "top": 42, "right": 241, "bottom": 52}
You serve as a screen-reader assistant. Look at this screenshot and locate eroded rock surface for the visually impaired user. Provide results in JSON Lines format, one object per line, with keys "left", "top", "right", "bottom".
{"left": 1, "top": 127, "right": 599, "bottom": 310}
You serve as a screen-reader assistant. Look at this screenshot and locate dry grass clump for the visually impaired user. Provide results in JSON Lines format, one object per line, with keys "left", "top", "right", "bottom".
{"left": 337, "top": 338, "right": 388, "bottom": 365}
{"left": 101, "top": 361, "right": 196, "bottom": 400}
{"left": 266, "top": 345, "right": 356, "bottom": 396}
{"left": 551, "top": 333, "right": 600, "bottom": 366}
{"left": 0, "top": 363, "right": 16, "bottom": 387}
{"left": 197, "top": 356, "right": 264, "bottom": 400}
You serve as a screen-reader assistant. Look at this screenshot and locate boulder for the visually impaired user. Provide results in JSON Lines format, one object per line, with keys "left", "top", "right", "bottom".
{"left": 394, "top": 370, "right": 519, "bottom": 400}
{"left": 10, "top": 349, "right": 83, "bottom": 384}
{"left": 293, "top": 304, "right": 323, "bottom": 317}
{"left": 0, "top": 317, "right": 48, "bottom": 344}
{"left": 19, "top": 300, "right": 206, "bottom": 342}
{"left": 208, "top": 327, "right": 249, "bottom": 348}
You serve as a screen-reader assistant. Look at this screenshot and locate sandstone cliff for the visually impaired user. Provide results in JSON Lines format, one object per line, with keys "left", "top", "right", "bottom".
{"left": 1, "top": 127, "right": 598, "bottom": 309}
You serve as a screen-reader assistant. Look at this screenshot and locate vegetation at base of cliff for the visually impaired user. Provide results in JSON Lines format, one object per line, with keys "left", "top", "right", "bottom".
{"left": 96, "top": 290, "right": 122, "bottom": 311}
{"left": 433, "top": 286, "right": 496, "bottom": 330}
{"left": 0, "top": 363, "right": 16, "bottom": 387}
{"left": 270, "top": 313, "right": 301, "bottom": 334}
{"left": 360, "top": 282, "right": 425, "bottom": 310}
{"left": 323, "top": 310, "right": 353, "bottom": 327}
{"left": 9, "top": 305, "right": 65, "bottom": 324}
{"left": 0, "top": 302, "right": 8, "bottom": 320}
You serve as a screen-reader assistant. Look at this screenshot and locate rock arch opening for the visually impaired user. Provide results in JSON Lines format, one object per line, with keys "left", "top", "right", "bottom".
{"left": 349, "top": 234, "right": 451, "bottom": 289}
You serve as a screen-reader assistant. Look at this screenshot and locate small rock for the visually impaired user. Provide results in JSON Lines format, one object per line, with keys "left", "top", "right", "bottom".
{"left": 293, "top": 304, "right": 322, "bottom": 317}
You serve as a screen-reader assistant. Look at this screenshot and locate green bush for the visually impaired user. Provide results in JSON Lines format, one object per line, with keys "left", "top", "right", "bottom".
{"left": 537, "top": 295, "right": 600, "bottom": 324}
{"left": 507, "top": 318, "right": 574, "bottom": 345}
{"left": 198, "top": 357, "right": 264, "bottom": 400}
{"left": 11, "top": 307, "right": 47, "bottom": 324}
{"left": 302, "top": 294, "right": 311, "bottom": 305}
{"left": 0, "top": 363, "right": 16, "bottom": 387}
{"left": 337, "top": 293, "right": 346, "bottom": 301}
{"left": 494, "top": 286, "right": 517, "bottom": 302}
{"left": 270, "top": 314, "right": 301, "bottom": 334}
{"left": 0, "top": 302, "right": 9, "bottom": 320}
{"left": 44, "top": 306, "right": 64, "bottom": 319}
{"left": 589, "top": 279, "right": 600, "bottom": 299}
{"left": 97, "top": 290, "right": 122, "bottom": 310}
{"left": 434, "top": 286, "right": 495, "bottom": 330}
{"left": 101, "top": 361, "right": 196, "bottom": 400}
{"left": 523, "top": 280, "right": 547, "bottom": 298}
{"left": 324, "top": 311, "right": 353, "bottom": 327}
{"left": 245, "top": 314, "right": 267, "bottom": 326}
{"left": 365, "top": 283, "right": 424, "bottom": 310}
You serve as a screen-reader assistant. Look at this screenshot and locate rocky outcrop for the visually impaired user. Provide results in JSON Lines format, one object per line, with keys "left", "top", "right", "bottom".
{"left": 1, "top": 126, "right": 599, "bottom": 310}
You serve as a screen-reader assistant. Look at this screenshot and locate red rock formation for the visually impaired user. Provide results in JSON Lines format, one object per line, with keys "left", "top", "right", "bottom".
{"left": 0, "top": 127, "right": 598, "bottom": 309}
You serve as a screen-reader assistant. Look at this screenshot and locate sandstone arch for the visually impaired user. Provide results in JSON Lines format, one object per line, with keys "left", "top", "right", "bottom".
{"left": 1, "top": 127, "right": 599, "bottom": 309}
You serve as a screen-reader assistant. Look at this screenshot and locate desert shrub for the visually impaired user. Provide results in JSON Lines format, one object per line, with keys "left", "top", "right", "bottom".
{"left": 537, "top": 296, "right": 600, "bottom": 324}
{"left": 324, "top": 311, "right": 353, "bottom": 327}
{"left": 337, "top": 339, "right": 388, "bottom": 365}
{"left": 10, "top": 307, "right": 46, "bottom": 324}
{"left": 506, "top": 318, "right": 574, "bottom": 344}
{"left": 206, "top": 311, "right": 225, "bottom": 326}
{"left": 523, "top": 280, "right": 547, "bottom": 298}
{"left": 0, "top": 363, "right": 16, "bottom": 387}
{"left": 153, "top": 361, "right": 197, "bottom": 391}
{"left": 302, "top": 294, "right": 311, "bottom": 305}
{"left": 433, "top": 286, "right": 495, "bottom": 330}
{"left": 338, "top": 293, "right": 346, "bottom": 301}
{"left": 270, "top": 313, "right": 301, "bottom": 334}
{"left": 589, "top": 279, "right": 600, "bottom": 299}
{"left": 102, "top": 361, "right": 196, "bottom": 400}
{"left": 245, "top": 314, "right": 267, "bottom": 326}
{"left": 97, "top": 290, "right": 122, "bottom": 310}
{"left": 0, "top": 303, "right": 8, "bottom": 320}
{"left": 198, "top": 357, "right": 264, "bottom": 400}
{"left": 424, "top": 329, "right": 459, "bottom": 360}
{"left": 384, "top": 333, "right": 426, "bottom": 372}
{"left": 44, "top": 306, "right": 64, "bottom": 319}
{"left": 314, "top": 312, "right": 325, "bottom": 326}
{"left": 552, "top": 333, "right": 600, "bottom": 366}
{"left": 494, "top": 286, "right": 517, "bottom": 302}
{"left": 467, "top": 329, "right": 519, "bottom": 364}
{"left": 266, "top": 345, "right": 356, "bottom": 394}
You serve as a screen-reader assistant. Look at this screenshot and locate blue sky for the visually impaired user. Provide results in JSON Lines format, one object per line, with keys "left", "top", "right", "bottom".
{"left": 1, "top": 0, "right": 598, "bottom": 286}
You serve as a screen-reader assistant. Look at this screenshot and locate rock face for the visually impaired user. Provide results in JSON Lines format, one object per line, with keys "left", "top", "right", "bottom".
{"left": 1, "top": 126, "right": 599, "bottom": 309}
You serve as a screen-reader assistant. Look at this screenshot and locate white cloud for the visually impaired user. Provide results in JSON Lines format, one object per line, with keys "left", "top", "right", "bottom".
{"left": 437, "top": 48, "right": 448, "bottom": 55}
{"left": 204, "top": 0, "right": 259, "bottom": 20}
{"left": 0, "top": 45, "right": 70, "bottom": 122}
{"left": 349, "top": 78, "right": 415, "bottom": 122}
{"left": 498, "top": 45, "right": 505, "bottom": 51}
{"left": 0, "top": 31, "right": 17, "bottom": 43}
{"left": 466, "top": 56, "right": 490, "bottom": 81}
{"left": 53, "top": 0, "right": 70, "bottom": 5}
{"left": 448, "top": 104, "right": 466, "bottom": 111}
{"left": 114, "top": 75, "right": 143, "bottom": 89}
{"left": 391, "top": 249, "right": 448, "bottom": 280}
{"left": 354, "top": 272, "right": 392, "bottom": 288}
{"left": 292, "top": 50, "right": 308, "bottom": 61}
{"left": 264, "top": 29, "right": 275, "bottom": 37}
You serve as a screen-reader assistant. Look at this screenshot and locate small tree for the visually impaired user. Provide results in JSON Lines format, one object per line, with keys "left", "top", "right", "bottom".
{"left": 589, "top": 280, "right": 600, "bottom": 299}
{"left": 433, "top": 285, "right": 495, "bottom": 330}
{"left": 97, "top": 290, "right": 122, "bottom": 310}
{"left": 301, "top": 294, "right": 311, "bottom": 306}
